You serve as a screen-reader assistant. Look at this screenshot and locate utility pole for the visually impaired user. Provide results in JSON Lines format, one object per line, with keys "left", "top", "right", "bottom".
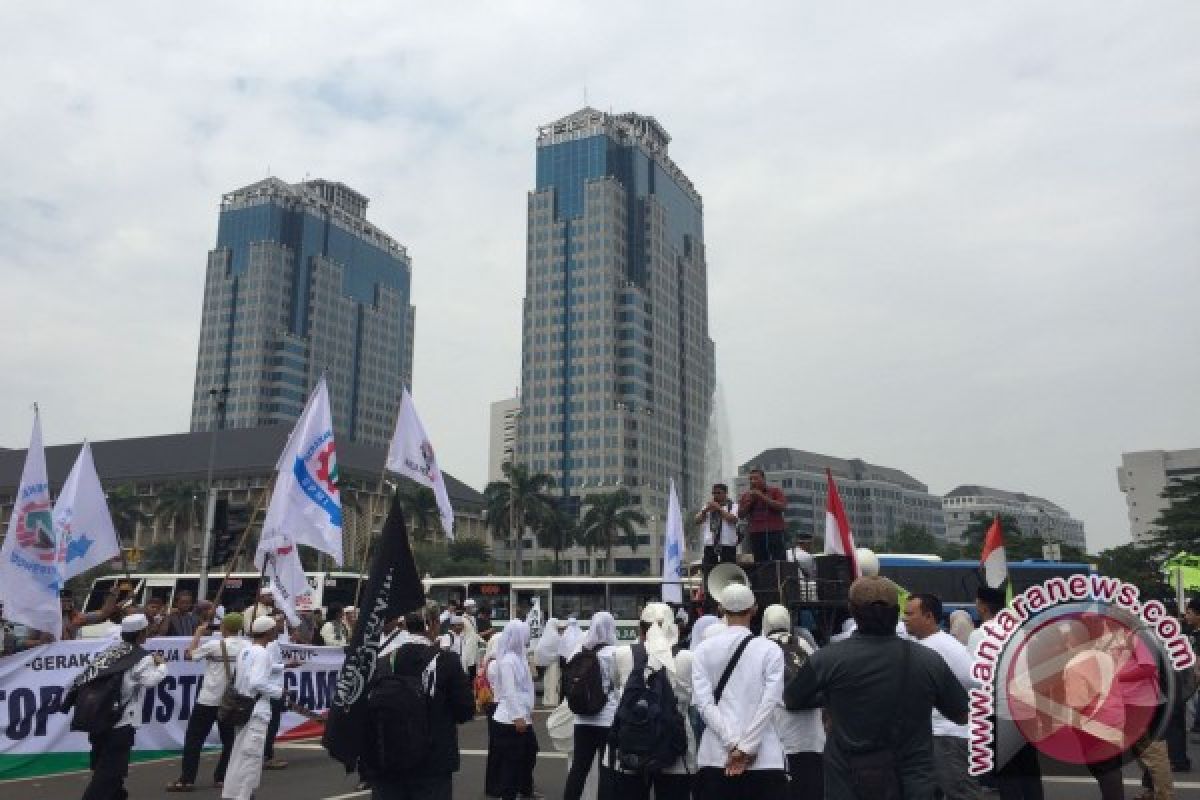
{"left": 199, "top": 386, "right": 229, "bottom": 600}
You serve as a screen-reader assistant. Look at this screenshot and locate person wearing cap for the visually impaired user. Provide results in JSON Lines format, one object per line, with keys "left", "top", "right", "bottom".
{"left": 691, "top": 584, "right": 787, "bottom": 799}
{"left": 903, "top": 593, "right": 984, "bottom": 800}
{"left": 169, "top": 611, "right": 246, "bottom": 792}
{"left": 66, "top": 611, "right": 168, "bottom": 800}
{"left": 761, "top": 604, "right": 824, "bottom": 800}
{"left": 606, "top": 602, "right": 697, "bottom": 799}
{"left": 439, "top": 615, "right": 466, "bottom": 657}
{"left": 221, "top": 615, "right": 284, "bottom": 800}
{"left": 784, "top": 576, "right": 969, "bottom": 800}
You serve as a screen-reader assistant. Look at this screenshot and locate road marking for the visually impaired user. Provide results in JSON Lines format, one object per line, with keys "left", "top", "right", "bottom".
{"left": 281, "top": 742, "right": 570, "bottom": 759}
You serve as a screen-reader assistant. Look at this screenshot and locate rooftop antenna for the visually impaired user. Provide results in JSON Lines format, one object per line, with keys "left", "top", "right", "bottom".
{"left": 583, "top": 86, "right": 588, "bottom": 107}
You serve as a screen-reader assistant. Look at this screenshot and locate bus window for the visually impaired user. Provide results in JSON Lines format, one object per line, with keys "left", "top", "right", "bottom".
{"left": 469, "top": 582, "right": 511, "bottom": 620}
{"left": 427, "top": 583, "right": 468, "bottom": 611}
{"left": 84, "top": 578, "right": 118, "bottom": 612}
{"left": 609, "top": 583, "right": 659, "bottom": 623}
{"left": 553, "top": 583, "right": 606, "bottom": 620}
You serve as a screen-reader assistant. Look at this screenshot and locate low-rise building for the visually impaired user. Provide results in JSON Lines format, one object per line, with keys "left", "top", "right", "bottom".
{"left": 735, "top": 449, "right": 947, "bottom": 548}
{"left": 943, "top": 485, "right": 1086, "bottom": 551}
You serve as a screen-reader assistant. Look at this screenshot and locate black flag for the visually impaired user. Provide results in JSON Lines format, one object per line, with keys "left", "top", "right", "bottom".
{"left": 322, "top": 490, "right": 425, "bottom": 771}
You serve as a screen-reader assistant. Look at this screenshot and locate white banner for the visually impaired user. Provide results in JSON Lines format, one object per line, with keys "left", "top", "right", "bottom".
{"left": 0, "top": 638, "right": 344, "bottom": 780}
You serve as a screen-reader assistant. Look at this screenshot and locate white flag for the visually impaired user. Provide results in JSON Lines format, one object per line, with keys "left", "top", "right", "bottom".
{"left": 260, "top": 377, "right": 343, "bottom": 563}
{"left": 385, "top": 388, "right": 454, "bottom": 539}
{"left": 54, "top": 442, "right": 121, "bottom": 581}
{"left": 662, "top": 480, "right": 685, "bottom": 604}
{"left": 0, "top": 413, "right": 62, "bottom": 638}
{"left": 259, "top": 535, "right": 306, "bottom": 627}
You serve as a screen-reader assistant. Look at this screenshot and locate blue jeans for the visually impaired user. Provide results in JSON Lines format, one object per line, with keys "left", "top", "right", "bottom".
{"left": 751, "top": 531, "right": 785, "bottom": 563}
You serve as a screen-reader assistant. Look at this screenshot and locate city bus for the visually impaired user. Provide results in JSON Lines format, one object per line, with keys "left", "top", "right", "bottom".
{"left": 877, "top": 555, "right": 1095, "bottom": 620}
{"left": 82, "top": 570, "right": 368, "bottom": 634}
{"left": 421, "top": 575, "right": 703, "bottom": 642}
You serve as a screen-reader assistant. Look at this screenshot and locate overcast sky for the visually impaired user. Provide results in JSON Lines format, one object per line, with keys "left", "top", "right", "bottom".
{"left": 2, "top": 3, "right": 1197, "bottom": 553}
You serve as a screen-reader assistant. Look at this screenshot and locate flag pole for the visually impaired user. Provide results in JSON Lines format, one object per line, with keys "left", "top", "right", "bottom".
{"left": 211, "top": 480, "right": 273, "bottom": 611}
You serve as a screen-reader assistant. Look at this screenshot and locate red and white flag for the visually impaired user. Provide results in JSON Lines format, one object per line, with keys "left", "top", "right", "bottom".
{"left": 981, "top": 515, "right": 1008, "bottom": 589}
{"left": 823, "top": 469, "right": 860, "bottom": 578}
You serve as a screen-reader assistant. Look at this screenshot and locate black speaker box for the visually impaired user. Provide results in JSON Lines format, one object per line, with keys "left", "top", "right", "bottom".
{"left": 749, "top": 561, "right": 817, "bottom": 606}
{"left": 813, "top": 554, "right": 852, "bottom": 604}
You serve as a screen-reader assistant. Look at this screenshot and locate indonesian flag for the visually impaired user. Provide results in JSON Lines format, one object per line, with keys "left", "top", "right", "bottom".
{"left": 981, "top": 515, "right": 1007, "bottom": 589}
{"left": 823, "top": 469, "right": 860, "bottom": 578}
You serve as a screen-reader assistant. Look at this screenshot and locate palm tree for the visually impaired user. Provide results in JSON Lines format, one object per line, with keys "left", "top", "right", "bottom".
{"left": 482, "top": 463, "right": 554, "bottom": 576}
{"left": 395, "top": 483, "right": 441, "bottom": 542}
{"left": 154, "top": 483, "right": 204, "bottom": 571}
{"left": 579, "top": 489, "right": 648, "bottom": 574}
{"left": 532, "top": 506, "right": 577, "bottom": 575}
{"left": 107, "top": 484, "right": 150, "bottom": 560}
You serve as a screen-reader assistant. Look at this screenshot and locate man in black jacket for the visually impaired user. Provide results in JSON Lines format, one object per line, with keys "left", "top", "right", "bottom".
{"left": 362, "top": 610, "right": 475, "bottom": 799}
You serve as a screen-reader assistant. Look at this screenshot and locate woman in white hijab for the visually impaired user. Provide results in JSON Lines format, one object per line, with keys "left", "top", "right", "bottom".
{"left": 606, "top": 602, "right": 697, "bottom": 796}
{"left": 563, "top": 611, "right": 619, "bottom": 800}
{"left": 488, "top": 620, "right": 539, "bottom": 800}
{"left": 949, "top": 609, "right": 975, "bottom": 647}
{"left": 535, "top": 618, "right": 565, "bottom": 706}
{"left": 459, "top": 611, "right": 482, "bottom": 681}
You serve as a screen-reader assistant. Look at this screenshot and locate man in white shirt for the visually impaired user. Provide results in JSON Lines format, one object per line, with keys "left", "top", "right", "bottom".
{"left": 691, "top": 584, "right": 787, "bottom": 800}
{"left": 439, "top": 616, "right": 465, "bottom": 656}
{"left": 903, "top": 593, "right": 983, "bottom": 800}
{"left": 695, "top": 483, "right": 739, "bottom": 567}
{"left": 170, "top": 610, "right": 246, "bottom": 791}
{"left": 222, "top": 615, "right": 284, "bottom": 800}
{"left": 761, "top": 604, "right": 824, "bottom": 800}
{"left": 66, "top": 612, "right": 168, "bottom": 800}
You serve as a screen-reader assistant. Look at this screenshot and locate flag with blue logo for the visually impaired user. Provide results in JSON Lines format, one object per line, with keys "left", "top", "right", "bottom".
{"left": 259, "top": 377, "right": 343, "bottom": 565}
{"left": 0, "top": 412, "right": 62, "bottom": 638}
{"left": 54, "top": 441, "right": 121, "bottom": 581}
{"left": 662, "top": 479, "right": 685, "bottom": 604}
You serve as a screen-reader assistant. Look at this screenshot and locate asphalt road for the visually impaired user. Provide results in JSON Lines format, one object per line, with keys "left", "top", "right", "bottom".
{"left": 10, "top": 712, "right": 1200, "bottom": 799}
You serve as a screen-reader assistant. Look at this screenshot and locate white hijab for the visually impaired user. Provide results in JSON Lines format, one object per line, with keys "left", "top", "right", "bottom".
{"left": 581, "top": 611, "right": 617, "bottom": 651}
{"left": 534, "top": 617, "right": 562, "bottom": 667}
{"left": 498, "top": 619, "right": 534, "bottom": 698}
{"left": 642, "top": 602, "right": 677, "bottom": 673}
{"left": 558, "top": 616, "right": 584, "bottom": 658}
{"left": 949, "top": 610, "right": 975, "bottom": 646}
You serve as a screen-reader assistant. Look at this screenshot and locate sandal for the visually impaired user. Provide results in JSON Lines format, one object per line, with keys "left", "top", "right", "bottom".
{"left": 165, "top": 781, "right": 195, "bottom": 792}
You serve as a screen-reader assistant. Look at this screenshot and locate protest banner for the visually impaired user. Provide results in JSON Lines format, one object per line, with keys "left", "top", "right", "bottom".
{"left": 0, "top": 637, "right": 343, "bottom": 780}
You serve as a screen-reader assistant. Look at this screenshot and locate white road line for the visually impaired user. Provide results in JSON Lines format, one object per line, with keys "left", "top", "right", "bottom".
{"left": 280, "top": 742, "right": 570, "bottom": 759}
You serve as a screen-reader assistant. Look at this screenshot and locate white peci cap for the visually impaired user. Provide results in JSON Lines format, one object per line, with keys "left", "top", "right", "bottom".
{"left": 251, "top": 616, "right": 276, "bottom": 634}
{"left": 720, "top": 584, "right": 756, "bottom": 613}
{"left": 120, "top": 614, "right": 149, "bottom": 633}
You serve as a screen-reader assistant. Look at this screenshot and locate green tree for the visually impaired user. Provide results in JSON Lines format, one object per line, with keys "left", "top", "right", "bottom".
{"left": 884, "top": 524, "right": 938, "bottom": 554}
{"left": 961, "top": 512, "right": 1085, "bottom": 563}
{"left": 107, "top": 484, "right": 150, "bottom": 548}
{"left": 154, "top": 483, "right": 204, "bottom": 571}
{"left": 579, "top": 489, "right": 648, "bottom": 574}
{"left": 483, "top": 463, "right": 555, "bottom": 576}
{"left": 532, "top": 507, "right": 578, "bottom": 574}
{"left": 395, "top": 483, "right": 441, "bottom": 542}
{"left": 1093, "top": 543, "right": 1171, "bottom": 598}
{"left": 1151, "top": 476, "right": 1200, "bottom": 555}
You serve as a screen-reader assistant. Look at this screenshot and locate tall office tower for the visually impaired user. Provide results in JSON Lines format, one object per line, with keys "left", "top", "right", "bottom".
{"left": 488, "top": 396, "right": 521, "bottom": 484}
{"left": 516, "top": 109, "right": 716, "bottom": 575}
{"left": 189, "top": 178, "right": 415, "bottom": 446}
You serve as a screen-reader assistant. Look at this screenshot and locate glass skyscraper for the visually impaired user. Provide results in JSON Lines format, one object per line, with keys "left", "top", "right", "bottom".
{"left": 517, "top": 109, "right": 716, "bottom": 575}
{"left": 189, "top": 177, "right": 415, "bottom": 446}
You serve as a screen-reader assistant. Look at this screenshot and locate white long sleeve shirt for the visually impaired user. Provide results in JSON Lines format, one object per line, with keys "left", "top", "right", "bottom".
{"left": 691, "top": 627, "right": 786, "bottom": 770}
{"left": 917, "top": 630, "right": 976, "bottom": 738}
{"left": 118, "top": 654, "right": 168, "bottom": 728}
{"left": 233, "top": 642, "right": 284, "bottom": 722}
{"left": 492, "top": 652, "right": 535, "bottom": 725}
{"left": 570, "top": 643, "right": 619, "bottom": 728}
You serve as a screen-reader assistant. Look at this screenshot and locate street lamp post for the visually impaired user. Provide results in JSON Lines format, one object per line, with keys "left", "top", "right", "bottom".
{"left": 199, "top": 386, "right": 229, "bottom": 600}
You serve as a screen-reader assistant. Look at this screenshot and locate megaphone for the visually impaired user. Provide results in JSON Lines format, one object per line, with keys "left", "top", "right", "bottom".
{"left": 706, "top": 562, "right": 751, "bottom": 608}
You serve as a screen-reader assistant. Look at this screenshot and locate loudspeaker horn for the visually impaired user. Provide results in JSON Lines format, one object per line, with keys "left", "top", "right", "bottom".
{"left": 707, "top": 562, "right": 750, "bottom": 607}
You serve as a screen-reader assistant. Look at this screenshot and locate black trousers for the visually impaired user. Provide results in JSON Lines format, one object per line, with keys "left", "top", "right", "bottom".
{"left": 696, "top": 767, "right": 787, "bottom": 800}
{"left": 750, "top": 532, "right": 786, "bottom": 563}
{"left": 996, "top": 742, "right": 1043, "bottom": 800}
{"left": 263, "top": 696, "right": 283, "bottom": 760}
{"left": 82, "top": 725, "right": 136, "bottom": 800}
{"left": 179, "top": 702, "right": 235, "bottom": 784}
{"left": 605, "top": 767, "right": 691, "bottom": 800}
{"left": 1086, "top": 756, "right": 1125, "bottom": 800}
{"left": 564, "top": 724, "right": 609, "bottom": 800}
{"left": 1166, "top": 692, "right": 1191, "bottom": 768}
{"left": 702, "top": 545, "right": 737, "bottom": 566}
{"left": 370, "top": 773, "right": 453, "bottom": 800}
{"left": 786, "top": 752, "right": 823, "bottom": 800}
{"left": 490, "top": 720, "right": 538, "bottom": 800}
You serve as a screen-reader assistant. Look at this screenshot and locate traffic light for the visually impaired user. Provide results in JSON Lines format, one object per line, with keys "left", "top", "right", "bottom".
{"left": 209, "top": 498, "right": 250, "bottom": 567}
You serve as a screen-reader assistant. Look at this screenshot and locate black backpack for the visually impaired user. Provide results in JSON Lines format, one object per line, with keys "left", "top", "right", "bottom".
{"left": 65, "top": 646, "right": 147, "bottom": 735}
{"left": 564, "top": 645, "right": 607, "bottom": 716}
{"left": 772, "top": 632, "right": 810, "bottom": 685}
{"left": 609, "top": 644, "right": 687, "bottom": 775}
{"left": 365, "top": 647, "right": 438, "bottom": 774}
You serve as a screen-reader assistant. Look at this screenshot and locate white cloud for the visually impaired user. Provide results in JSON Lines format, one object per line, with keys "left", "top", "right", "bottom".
{"left": 2, "top": 2, "right": 1197, "bottom": 552}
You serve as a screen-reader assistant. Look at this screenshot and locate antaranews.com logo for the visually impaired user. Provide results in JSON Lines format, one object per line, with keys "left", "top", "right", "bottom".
{"left": 969, "top": 574, "right": 1196, "bottom": 775}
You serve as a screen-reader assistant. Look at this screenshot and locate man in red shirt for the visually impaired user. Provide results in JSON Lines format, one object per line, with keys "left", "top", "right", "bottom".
{"left": 738, "top": 468, "right": 788, "bottom": 563}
